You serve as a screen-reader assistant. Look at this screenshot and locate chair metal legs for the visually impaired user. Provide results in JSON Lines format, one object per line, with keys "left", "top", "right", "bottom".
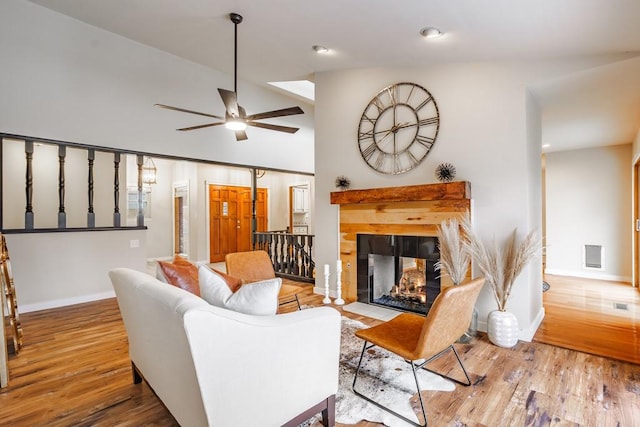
{"left": 352, "top": 341, "right": 473, "bottom": 427}
{"left": 420, "top": 344, "right": 472, "bottom": 386}
{"left": 278, "top": 293, "right": 301, "bottom": 310}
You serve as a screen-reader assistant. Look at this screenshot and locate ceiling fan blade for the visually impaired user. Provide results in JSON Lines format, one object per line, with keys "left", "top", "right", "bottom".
{"left": 155, "top": 104, "right": 224, "bottom": 120}
{"left": 245, "top": 106, "right": 304, "bottom": 121}
{"left": 235, "top": 130, "right": 248, "bottom": 141}
{"left": 177, "top": 122, "right": 225, "bottom": 131}
{"left": 218, "top": 88, "right": 240, "bottom": 116}
{"left": 247, "top": 121, "right": 300, "bottom": 134}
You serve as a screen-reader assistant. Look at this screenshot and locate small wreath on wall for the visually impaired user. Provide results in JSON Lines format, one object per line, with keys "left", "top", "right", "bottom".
{"left": 435, "top": 162, "right": 456, "bottom": 182}
{"left": 335, "top": 175, "right": 351, "bottom": 191}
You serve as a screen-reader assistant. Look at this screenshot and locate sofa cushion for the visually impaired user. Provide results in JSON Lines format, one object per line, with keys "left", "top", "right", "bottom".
{"left": 158, "top": 260, "right": 200, "bottom": 296}
{"left": 198, "top": 265, "right": 281, "bottom": 315}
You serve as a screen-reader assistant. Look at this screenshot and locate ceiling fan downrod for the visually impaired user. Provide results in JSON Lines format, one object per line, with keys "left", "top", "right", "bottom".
{"left": 229, "top": 13, "right": 243, "bottom": 95}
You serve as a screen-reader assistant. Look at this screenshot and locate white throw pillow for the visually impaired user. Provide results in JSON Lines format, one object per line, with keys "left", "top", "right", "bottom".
{"left": 198, "top": 265, "right": 281, "bottom": 315}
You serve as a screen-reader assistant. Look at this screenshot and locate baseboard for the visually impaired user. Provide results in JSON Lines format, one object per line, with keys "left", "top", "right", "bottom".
{"left": 519, "top": 306, "right": 545, "bottom": 342}
{"left": 19, "top": 291, "right": 116, "bottom": 314}
{"left": 545, "top": 268, "right": 632, "bottom": 283}
{"left": 314, "top": 286, "right": 338, "bottom": 298}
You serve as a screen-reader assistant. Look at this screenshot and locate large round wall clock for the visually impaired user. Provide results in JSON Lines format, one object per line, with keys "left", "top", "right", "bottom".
{"left": 357, "top": 82, "right": 440, "bottom": 175}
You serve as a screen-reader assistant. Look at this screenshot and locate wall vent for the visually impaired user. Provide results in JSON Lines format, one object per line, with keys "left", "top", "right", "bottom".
{"left": 584, "top": 244, "right": 604, "bottom": 270}
{"left": 613, "top": 302, "right": 628, "bottom": 311}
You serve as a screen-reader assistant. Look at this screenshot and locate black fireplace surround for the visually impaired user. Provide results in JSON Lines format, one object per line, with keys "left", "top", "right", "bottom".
{"left": 356, "top": 234, "right": 440, "bottom": 315}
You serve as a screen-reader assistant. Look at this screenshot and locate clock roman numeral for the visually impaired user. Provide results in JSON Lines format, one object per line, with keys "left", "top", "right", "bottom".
{"left": 415, "top": 96, "right": 433, "bottom": 111}
{"left": 374, "top": 152, "right": 386, "bottom": 171}
{"left": 387, "top": 85, "right": 398, "bottom": 106}
{"left": 361, "top": 142, "right": 377, "bottom": 160}
{"left": 372, "top": 97, "right": 386, "bottom": 113}
{"left": 406, "top": 151, "right": 420, "bottom": 167}
{"left": 416, "top": 135, "right": 435, "bottom": 149}
{"left": 361, "top": 113, "right": 376, "bottom": 125}
{"left": 359, "top": 129, "right": 374, "bottom": 140}
{"left": 406, "top": 85, "right": 416, "bottom": 104}
{"left": 418, "top": 116, "right": 439, "bottom": 127}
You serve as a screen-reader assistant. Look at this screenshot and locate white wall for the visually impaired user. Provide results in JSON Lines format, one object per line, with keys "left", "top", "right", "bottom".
{"left": 525, "top": 91, "right": 544, "bottom": 329}
{"left": 545, "top": 144, "right": 633, "bottom": 281}
{"left": 5, "top": 230, "right": 146, "bottom": 312}
{"left": 312, "top": 62, "right": 590, "bottom": 340}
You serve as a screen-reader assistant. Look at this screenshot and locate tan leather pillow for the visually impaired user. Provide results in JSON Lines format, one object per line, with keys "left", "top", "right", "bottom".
{"left": 158, "top": 260, "right": 200, "bottom": 296}
{"left": 212, "top": 268, "right": 243, "bottom": 293}
{"left": 172, "top": 255, "right": 193, "bottom": 266}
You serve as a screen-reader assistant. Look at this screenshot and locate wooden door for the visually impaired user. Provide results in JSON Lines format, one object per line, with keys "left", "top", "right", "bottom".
{"left": 209, "top": 185, "right": 267, "bottom": 262}
{"left": 238, "top": 189, "right": 252, "bottom": 252}
{"left": 255, "top": 188, "right": 268, "bottom": 233}
{"left": 209, "top": 186, "right": 239, "bottom": 262}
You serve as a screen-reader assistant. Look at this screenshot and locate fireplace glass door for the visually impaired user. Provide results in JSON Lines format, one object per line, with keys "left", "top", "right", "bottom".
{"left": 357, "top": 234, "right": 440, "bottom": 315}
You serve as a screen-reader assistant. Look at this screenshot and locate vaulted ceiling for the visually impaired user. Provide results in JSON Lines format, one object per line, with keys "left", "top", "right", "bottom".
{"left": 26, "top": 0, "right": 640, "bottom": 152}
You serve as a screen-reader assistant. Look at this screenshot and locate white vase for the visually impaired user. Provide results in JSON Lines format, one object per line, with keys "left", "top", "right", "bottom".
{"left": 487, "top": 310, "right": 519, "bottom": 348}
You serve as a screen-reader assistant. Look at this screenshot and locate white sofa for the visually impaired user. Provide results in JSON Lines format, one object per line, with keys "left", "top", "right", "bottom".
{"left": 109, "top": 268, "right": 341, "bottom": 427}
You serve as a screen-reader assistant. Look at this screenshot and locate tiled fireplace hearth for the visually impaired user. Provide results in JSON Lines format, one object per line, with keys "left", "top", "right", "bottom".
{"left": 330, "top": 181, "right": 472, "bottom": 307}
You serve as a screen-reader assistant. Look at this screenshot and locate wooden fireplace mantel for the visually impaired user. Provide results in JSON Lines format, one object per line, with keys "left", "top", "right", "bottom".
{"left": 330, "top": 181, "right": 470, "bottom": 205}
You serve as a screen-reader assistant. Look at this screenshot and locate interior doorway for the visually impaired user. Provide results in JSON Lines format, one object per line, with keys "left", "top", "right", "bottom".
{"left": 634, "top": 159, "right": 640, "bottom": 287}
{"left": 208, "top": 184, "right": 268, "bottom": 263}
{"left": 173, "top": 182, "right": 189, "bottom": 257}
{"left": 288, "top": 182, "right": 310, "bottom": 234}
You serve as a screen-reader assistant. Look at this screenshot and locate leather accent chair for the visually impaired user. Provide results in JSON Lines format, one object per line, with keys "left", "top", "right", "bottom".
{"left": 352, "top": 277, "right": 485, "bottom": 426}
{"left": 225, "top": 250, "right": 301, "bottom": 310}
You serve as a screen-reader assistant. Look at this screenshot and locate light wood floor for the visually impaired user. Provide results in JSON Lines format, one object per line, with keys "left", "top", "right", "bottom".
{"left": 1, "top": 280, "right": 639, "bottom": 426}
{"left": 534, "top": 275, "right": 640, "bottom": 364}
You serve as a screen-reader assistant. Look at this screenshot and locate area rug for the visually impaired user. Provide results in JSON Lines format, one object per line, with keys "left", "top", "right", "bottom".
{"left": 304, "top": 317, "right": 455, "bottom": 427}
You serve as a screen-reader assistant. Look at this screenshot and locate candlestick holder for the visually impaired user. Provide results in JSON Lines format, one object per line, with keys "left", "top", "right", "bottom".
{"left": 323, "top": 270, "right": 332, "bottom": 304}
{"left": 334, "top": 269, "right": 345, "bottom": 305}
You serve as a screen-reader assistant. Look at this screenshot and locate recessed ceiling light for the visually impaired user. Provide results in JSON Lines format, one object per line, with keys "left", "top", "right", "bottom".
{"left": 542, "top": 144, "right": 551, "bottom": 148}
{"left": 312, "top": 45, "right": 329, "bottom": 54}
{"left": 420, "top": 27, "right": 443, "bottom": 39}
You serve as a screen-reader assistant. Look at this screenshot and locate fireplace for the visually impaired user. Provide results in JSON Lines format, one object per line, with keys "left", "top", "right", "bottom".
{"left": 330, "top": 181, "right": 471, "bottom": 302}
{"left": 357, "top": 234, "right": 440, "bottom": 315}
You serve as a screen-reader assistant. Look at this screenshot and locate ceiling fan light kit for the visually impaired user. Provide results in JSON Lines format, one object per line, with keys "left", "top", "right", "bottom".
{"left": 225, "top": 118, "right": 247, "bottom": 131}
{"left": 155, "top": 12, "right": 304, "bottom": 141}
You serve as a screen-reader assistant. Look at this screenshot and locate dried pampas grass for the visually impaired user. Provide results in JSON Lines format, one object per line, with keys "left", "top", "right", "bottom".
{"left": 435, "top": 218, "right": 471, "bottom": 285}
{"left": 462, "top": 222, "right": 540, "bottom": 311}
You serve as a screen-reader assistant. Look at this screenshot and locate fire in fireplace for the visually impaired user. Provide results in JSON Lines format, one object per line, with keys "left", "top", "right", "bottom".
{"left": 357, "top": 234, "right": 440, "bottom": 315}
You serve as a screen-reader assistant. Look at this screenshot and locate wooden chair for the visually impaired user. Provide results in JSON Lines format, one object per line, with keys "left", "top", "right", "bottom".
{"left": 352, "top": 277, "right": 485, "bottom": 426}
{"left": 225, "top": 250, "right": 301, "bottom": 310}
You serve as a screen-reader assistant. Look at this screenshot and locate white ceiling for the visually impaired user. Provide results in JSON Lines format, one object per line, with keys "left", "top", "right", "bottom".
{"left": 25, "top": 0, "right": 640, "bottom": 152}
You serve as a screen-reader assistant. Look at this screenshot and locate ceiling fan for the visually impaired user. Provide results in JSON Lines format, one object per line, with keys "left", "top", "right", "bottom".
{"left": 155, "top": 12, "right": 304, "bottom": 141}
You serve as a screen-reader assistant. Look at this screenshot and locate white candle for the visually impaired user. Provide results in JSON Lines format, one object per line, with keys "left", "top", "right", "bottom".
{"left": 336, "top": 260, "right": 342, "bottom": 272}
{"left": 324, "top": 264, "right": 330, "bottom": 275}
